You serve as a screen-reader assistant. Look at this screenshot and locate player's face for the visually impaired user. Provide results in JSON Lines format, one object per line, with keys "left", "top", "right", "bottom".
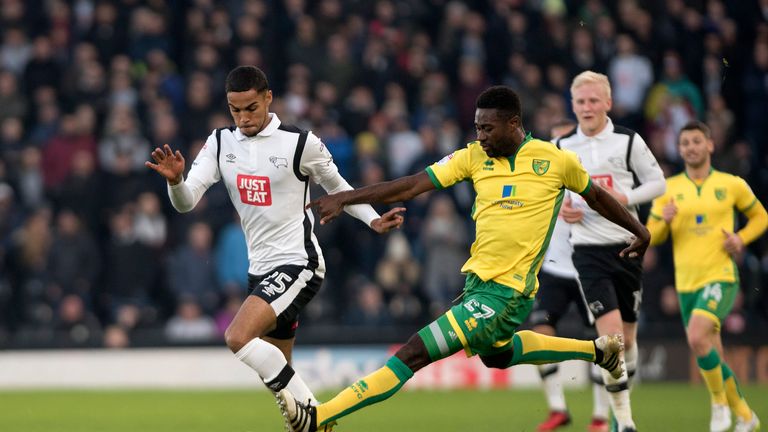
{"left": 571, "top": 83, "right": 612, "bottom": 137}
{"left": 227, "top": 89, "right": 273, "bottom": 137}
{"left": 678, "top": 129, "right": 713, "bottom": 168}
{"left": 474, "top": 108, "right": 518, "bottom": 158}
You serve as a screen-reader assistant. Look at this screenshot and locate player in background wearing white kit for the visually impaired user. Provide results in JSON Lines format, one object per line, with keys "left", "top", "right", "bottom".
{"left": 530, "top": 120, "right": 610, "bottom": 432}
{"left": 558, "top": 71, "right": 666, "bottom": 432}
{"left": 146, "top": 66, "right": 405, "bottom": 430}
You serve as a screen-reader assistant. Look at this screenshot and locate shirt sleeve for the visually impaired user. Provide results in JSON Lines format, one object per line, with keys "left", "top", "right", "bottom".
{"left": 168, "top": 132, "right": 220, "bottom": 213}
{"left": 561, "top": 149, "right": 591, "bottom": 194}
{"left": 302, "top": 132, "right": 380, "bottom": 226}
{"left": 647, "top": 189, "right": 671, "bottom": 245}
{"left": 733, "top": 177, "right": 768, "bottom": 245}
{"left": 624, "top": 133, "right": 666, "bottom": 206}
{"left": 424, "top": 147, "right": 472, "bottom": 189}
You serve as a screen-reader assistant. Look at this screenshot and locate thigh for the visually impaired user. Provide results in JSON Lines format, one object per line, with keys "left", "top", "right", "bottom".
{"left": 690, "top": 282, "right": 738, "bottom": 331}
{"left": 612, "top": 255, "right": 643, "bottom": 323}
{"left": 574, "top": 246, "right": 620, "bottom": 319}
{"left": 249, "top": 264, "right": 323, "bottom": 339}
{"left": 449, "top": 274, "right": 534, "bottom": 357}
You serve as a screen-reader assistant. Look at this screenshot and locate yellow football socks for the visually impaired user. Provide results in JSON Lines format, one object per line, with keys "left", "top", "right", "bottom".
{"left": 722, "top": 364, "right": 752, "bottom": 421}
{"left": 316, "top": 356, "right": 414, "bottom": 427}
{"left": 511, "top": 330, "right": 596, "bottom": 365}
{"left": 697, "top": 349, "right": 727, "bottom": 405}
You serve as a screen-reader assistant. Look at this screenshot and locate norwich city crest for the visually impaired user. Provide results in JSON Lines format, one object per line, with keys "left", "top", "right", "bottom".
{"left": 532, "top": 159, "right": 550, "bottom": 175}
{"left": 715, "top": 188, "right": 726, "bottom": 201}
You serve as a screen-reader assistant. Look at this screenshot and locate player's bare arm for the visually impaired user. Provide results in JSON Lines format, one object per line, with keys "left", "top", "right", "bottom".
{"left": 146, "top": 144, "right": 185, "bottom": 185}
{"left": 581, "top": 183, "right": 650, "bottom": 258}
{"left": 307, "top": 171, "right": 435, "bottom": 225}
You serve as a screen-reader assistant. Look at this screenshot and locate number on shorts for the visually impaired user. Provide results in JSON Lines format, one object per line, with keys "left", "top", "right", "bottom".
{"left": 463, "top": 299, "right": 495, "bottom": 319}
{"left": 702, "top": 283, "right": 723, "bottom": 303}
{"left": 259, "top": 272, "right": 293, "bottom": 296}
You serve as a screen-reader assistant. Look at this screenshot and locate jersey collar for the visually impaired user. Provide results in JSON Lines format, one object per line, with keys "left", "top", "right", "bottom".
{"left": 234, "top": 113, "right": 282, "bottom": 140}
{"left": 507, "top": 132, "right": 533, "bottom": 171}
{"left": 577, "top": 117, "right": 614, "bottom": 140}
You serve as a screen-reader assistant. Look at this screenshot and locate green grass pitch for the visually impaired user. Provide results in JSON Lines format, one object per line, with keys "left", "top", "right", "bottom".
{"left": 1, "top": 384, "right": 764, "bottom": 431}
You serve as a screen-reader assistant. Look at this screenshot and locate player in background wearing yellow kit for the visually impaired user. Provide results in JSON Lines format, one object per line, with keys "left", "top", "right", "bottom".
{"left": 647, "top": 121, "right": 767, "bottom": 432}
{"left": 277, "top": 86, "right": 652, "bottom": 432}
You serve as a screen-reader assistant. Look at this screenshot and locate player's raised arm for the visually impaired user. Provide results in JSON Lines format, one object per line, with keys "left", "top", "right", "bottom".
{"left": 580, "top": 182, "right": 650, "bottom": 258}
{"left": 307, "top": 171, "right": 435, "bottom": 225}
{"left": 146, "top": 144, "right": 185, "bottom": 184}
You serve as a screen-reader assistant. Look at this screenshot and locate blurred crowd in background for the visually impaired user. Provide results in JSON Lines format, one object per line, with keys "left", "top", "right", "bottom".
{"left": 0, "top": 0, "right": 767, "bottom": 349}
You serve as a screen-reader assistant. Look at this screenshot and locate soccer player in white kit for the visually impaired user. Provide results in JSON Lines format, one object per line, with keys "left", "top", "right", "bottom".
{"left": 146, "top": 66, "right": 404, "bottom": 429}
{"left": 558, "top": 71, "right": 666, "bottom": 432}
{"left": 529, "top": 120, "right": 610, "bottom": 432}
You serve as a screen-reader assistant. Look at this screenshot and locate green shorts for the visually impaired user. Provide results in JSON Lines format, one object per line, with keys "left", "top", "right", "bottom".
{"left": 678, "top": 281, "right": 738, "bottom": 330}
{"left": 447, "top": 273, "right": 534, "bottom": 357}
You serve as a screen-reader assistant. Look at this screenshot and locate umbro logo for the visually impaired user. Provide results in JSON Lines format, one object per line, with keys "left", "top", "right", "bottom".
{"left": 225, "top": 153, "right": 236, "bottom": 163}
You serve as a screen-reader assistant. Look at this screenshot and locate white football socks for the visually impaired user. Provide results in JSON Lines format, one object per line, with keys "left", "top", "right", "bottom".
{"left": 590, "top": 363, "right": 610, "bottom": 419}
{"left": 235, "top": 337, "right": 317, "bottom": 405}
{"left": 601, "top": 350, "right": 634, "bottom": 428}
{"left": 538, "top": 364, "right": 567, "bottom": 412}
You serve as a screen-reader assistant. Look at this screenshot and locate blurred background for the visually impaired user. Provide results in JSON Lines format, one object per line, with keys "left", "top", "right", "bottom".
{"left": 0, "top": 0, "right": 766, "bottom": 388}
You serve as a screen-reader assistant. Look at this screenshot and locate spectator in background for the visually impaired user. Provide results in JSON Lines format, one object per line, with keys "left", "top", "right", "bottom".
{"left": 344, "top": 279, "right": 392, "bottom": 327}
{"left": 133, "top": 192, "right": 166, "bottom": 249}
{"left": 420, "top": 194, "right": 467, "bottom": 318}
{"left": 47, "top": 209, "right": 100, "bottom": 302}
{"left": 215, "top": 211, "right": 249, "bottom": 296}
{"left": 41, "top": 113, "right": 97, "bottom": 191}
{"left": 22, "top": 35, "right": 61, "bottom": 97}
{"left": 165, "top": 297, "right": 218, "bottom": 343}
{"left": 52, "top": 149, "right": 101, "bottom": 230}
{"left": 0, "top": 70, "right": 27, "bottom": 122}
{"left": 54, "top": 293, "right": 102, "bottom": 347}
{"left": 608, "top": 34, "right": 653, "bottom": 130}
{"left": 101, "top": 206, "right": 157, "bottom": 326}
{"left": 167, "top": 221, "right": 219, "bottom": 313}
{"left": 99, "top": 105, "right": 151, "bottom": 175}
{"left": 16, "top": 147, "right": 45, "bottom": 210}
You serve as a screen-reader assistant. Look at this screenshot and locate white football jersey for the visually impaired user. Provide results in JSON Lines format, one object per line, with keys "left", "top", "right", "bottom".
{"left": 168, "top": 114, "right": 379, "bottom": 276}
{"left": 540, "top": 217, "right": 577, "bottom": 279}
{"left": 557, "top": 118, "right": 665, "bottom": 245}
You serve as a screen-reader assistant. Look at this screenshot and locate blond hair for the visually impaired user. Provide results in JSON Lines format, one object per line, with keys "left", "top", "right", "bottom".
{"left": 570, "top": 71, "right": 611, "bottom": 99}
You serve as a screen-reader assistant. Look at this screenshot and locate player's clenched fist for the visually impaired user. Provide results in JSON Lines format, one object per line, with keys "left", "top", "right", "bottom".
{"left": 662, "top": 197, "right": 677, "bottom": 224}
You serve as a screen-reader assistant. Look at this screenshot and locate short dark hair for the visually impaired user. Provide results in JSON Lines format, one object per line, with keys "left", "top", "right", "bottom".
{"left": 225, "top": 66, "right": 269, "bottom": 93}
{"left": 679, "top": 120, "right": 711, "bottom": 140}
{"left": 476, "top": 86, "right": 521, "bottom": 120}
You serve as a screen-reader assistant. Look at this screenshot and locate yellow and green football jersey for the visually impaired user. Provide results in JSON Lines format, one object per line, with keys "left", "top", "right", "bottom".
{"left": 425, "top": 134, "right": 591, "bottom": 296}
{"left": 648, "top": 169, "right": 765, "bottom": 292}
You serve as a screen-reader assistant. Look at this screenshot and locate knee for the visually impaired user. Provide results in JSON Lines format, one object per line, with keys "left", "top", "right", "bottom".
{"left": 687, "top": 332, "right": 711, "bottom": 356}
{"left": 480, "top": 351, "right": 513, "bottom": 369}
{"left": 395, "top": 334, "right": 431, "bottom": 372}
{"left": 224, "top": 324, "right": 251, "bottom": 353}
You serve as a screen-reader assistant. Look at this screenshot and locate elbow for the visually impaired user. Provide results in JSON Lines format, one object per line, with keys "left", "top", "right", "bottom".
{"left": 172, "top": 202, "right": 194, "bottom": 213}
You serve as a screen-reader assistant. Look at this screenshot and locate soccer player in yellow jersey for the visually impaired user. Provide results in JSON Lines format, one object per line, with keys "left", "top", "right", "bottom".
{"left": 278, "top": 86, "right": 651, "bottom": 432}
{"left": 647, "top": 121, "right": 767, "bottom": 432}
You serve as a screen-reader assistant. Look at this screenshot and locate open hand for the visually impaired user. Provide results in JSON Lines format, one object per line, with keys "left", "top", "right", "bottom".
{"left": 146, "top": 144, "right": 185, "bottom": 185}
{"left": 370, "top": 207, "right": 406, "bottom": 233}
